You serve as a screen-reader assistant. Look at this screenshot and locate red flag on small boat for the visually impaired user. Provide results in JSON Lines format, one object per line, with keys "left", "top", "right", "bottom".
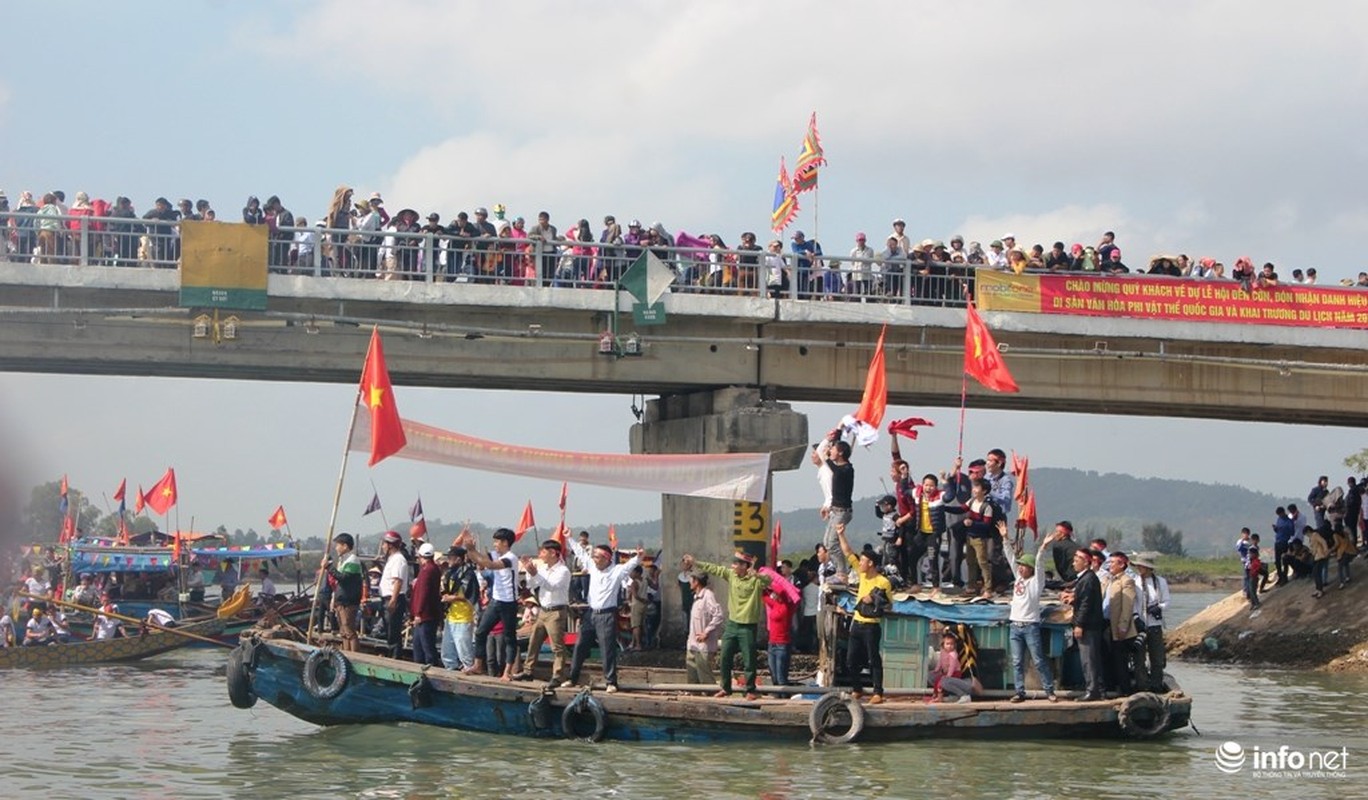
{"left": 144, "top": 468, "right": 177, "bottom": 516}
{"left": 514, "top": 501, "right": 536, "bottom": 542}
{"left": 359, "top": 326, "right": 407, "bottom": 466}
{"left": 268, "top": 505, "right": 288, "bottom": 530}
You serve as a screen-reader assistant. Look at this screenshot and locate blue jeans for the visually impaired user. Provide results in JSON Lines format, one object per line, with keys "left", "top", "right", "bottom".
{"left": 411, "top": 620, "right": 439, "bottom": 666}
{"left": 1010, "top": 621, "right": 1055, "bottom": 695}
{"left": 768, "top": 642, "right": 791, "bottom": 688}
{"left": 441, "top": 619, "right": 474, "bottom": 670}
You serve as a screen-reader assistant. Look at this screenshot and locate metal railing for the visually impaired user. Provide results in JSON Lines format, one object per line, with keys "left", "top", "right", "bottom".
{"left": 5, "top": 212, "right": 1364, "bottom": 308}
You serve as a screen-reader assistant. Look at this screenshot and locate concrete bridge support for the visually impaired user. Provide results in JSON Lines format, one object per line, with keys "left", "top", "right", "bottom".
{"left": 629, "top": 387, "right": 809, "bottom": 646}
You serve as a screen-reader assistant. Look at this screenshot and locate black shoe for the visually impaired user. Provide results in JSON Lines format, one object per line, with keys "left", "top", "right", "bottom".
{"left": 1081, "top": 693, "right": 1104, "bottom": 702}
{"left": 513, "top": 673, "right": 534, "bottom": 682}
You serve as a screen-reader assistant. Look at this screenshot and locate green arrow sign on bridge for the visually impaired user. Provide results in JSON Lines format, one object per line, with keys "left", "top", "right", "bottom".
{"left": 619, "top": 251, "right": 675, "bottom": 306}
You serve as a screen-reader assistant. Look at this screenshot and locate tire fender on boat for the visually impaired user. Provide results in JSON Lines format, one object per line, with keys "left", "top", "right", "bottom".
{"left": 1117, "top": 692, "right": 1170, "bottom": 738}
{"left": 561, "top": 693, "right": 607, "bottom": 742}
{"left": 808, "top": 693, "right": 865, "bottom": 745}
{"left": 301, "top": 646, "right": 351, "bottom": 701}
{"left": 528, "top": 693, "right": 555, "bottom": 732}
{"left": 226, "top": 643, "right": 257, "bottom": 709}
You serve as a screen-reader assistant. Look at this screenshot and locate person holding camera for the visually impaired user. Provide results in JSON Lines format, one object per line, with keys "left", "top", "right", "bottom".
{"left": 835, "top": 525, "right": 893, "bottom": 705}
{"left": 1132, "top": 558, "right": 1170, "bottom": 692}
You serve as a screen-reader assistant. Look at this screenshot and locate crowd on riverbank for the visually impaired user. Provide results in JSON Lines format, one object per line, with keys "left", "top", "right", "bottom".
{"left": 1236, "top": 473, "right": 1365, "bottom": 609}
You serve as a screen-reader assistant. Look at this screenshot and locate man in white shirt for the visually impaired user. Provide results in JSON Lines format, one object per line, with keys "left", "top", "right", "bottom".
{"left": 145, "top": 608, "right": 177, "bottom": 628}
{"left": 1133, "top": 557, "right": 1171, "bottom": 692}
{"left": 93, "top": 594, "right": 124, "bottom": 640}
{"left": 566, "top": 540, "right": 643, "bottom": 692}
{"left": 258, "top": 568, "right": 277, "bottom": 602}
{"left": 1008, "top": 529, "right": 1062, "bottom": 702}
{"left": 519, "top": 539, "right": 572, "bottom": 685}
{"left": 461, "top": 528, "right": 520, "bottom": 680}
{"left": 24, "top": 608, "right": 58, "bottom": 646}
{"left": 379, "top": 530, "right": 413, "bottom": 659}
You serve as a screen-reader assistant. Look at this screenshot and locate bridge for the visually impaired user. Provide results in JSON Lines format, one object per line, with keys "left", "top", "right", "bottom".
{"left": 5, "top": 223, "right": 1365, "bottom": 641}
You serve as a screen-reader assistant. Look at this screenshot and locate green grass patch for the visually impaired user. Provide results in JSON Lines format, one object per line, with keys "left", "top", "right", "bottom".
{"left": 1153, "top": 554, "right": 1243, "bottom": 580}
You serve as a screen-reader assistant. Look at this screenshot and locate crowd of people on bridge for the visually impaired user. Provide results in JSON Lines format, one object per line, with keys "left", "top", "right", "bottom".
{"left": 5, "top": 186, "right": 1368, "bottom": 304}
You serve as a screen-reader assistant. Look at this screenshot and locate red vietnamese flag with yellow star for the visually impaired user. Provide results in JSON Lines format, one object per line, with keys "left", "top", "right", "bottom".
{"left": 144, "top": 468, "right": 177, "bottom": 516}
{"left": 268, "top": 505, "right": 287, "bottom": 530}
{"left": 359, "top": 326, "right": 407, "bottom": 466}
{"left": 964, "top": 301, "right": 1019, "bottom": 393}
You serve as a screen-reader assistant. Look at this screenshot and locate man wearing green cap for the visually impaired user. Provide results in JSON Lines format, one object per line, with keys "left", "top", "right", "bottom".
{"left": 1008, "top": 528, "right": 1063, "bottom": 702}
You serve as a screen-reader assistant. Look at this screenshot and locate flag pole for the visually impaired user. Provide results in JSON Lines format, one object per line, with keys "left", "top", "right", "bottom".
{"left": 957, "top": 370, "right": 969, "bottom": 461}
{"left": 306, "top": 387, "right": 364, "bottom": 644}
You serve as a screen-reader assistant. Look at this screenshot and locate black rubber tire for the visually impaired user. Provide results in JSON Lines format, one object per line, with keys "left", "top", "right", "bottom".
{"left": 561, "top": 695, "right": 607, "bottom": 742}
{"left": 808, "top": 693, "right": 865, "bottom": 744}
{"left": 301, "top": 646, "right": 351, "bottom": 701}
{"left": 226, "top": 644, "right": 256, "bottom": 709}
{"left": 1117, "top": 692, "right": 1170, "bottom": 738}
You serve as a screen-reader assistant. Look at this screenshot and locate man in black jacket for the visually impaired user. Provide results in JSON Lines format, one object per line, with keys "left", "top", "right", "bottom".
{"left": 1062, "top": 547, "right": 1105, "bottom": 700}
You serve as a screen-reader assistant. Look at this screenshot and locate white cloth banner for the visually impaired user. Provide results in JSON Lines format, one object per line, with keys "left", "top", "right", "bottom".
{"left": 350, "top": 414, "right": 771, "bottom": 502}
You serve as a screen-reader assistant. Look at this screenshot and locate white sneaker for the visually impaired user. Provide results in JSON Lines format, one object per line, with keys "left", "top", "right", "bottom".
{"left": 955, "top": 695, "right": 972, "bottom": 704}
{"left": 605, "top": 685, "right": 619, "bottom": 694}
{"left": 940, "top": 582, "right": 955, "bottom": 589}
{"left": 920, "top": 580, "right": 934, "bottom": 588}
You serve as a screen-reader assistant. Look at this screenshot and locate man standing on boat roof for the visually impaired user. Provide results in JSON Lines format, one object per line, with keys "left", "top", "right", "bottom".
{"left": 519, "top": 538, "right": 571, "bottom": 686}
{"left": 1008, "top": 529, "right": 1062, "bottom": 703}
{"left": 810, "top": 427, "right": 854, "bottom": 583}
{"left": 566, "top": 540, "right": 643, "bottom": 692}
{"left": 460, "top": 527, "right": 521, "bottom": 681}
{"left": 327, "top": 533, "right": 364, "bottom": 652}
{"left": 681, "top": 551, "right": 775, "bottom": 701}
{"left": 834, "top": 528, "right": 893, "bottom": 705}
{"left": 439, "top": 546, "right": 478, "bottom": 671}
{"left": 1061, "top": 548, "right": 1106, "bottom": 701}
{"left": 378, "top": 531, "right": 412, "bottom": 660}
{"left": 409, "top": 543, "right": 443, "bottom": 667}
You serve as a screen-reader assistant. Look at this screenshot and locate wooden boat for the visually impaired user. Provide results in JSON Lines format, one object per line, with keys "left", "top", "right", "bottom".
{"left": 0, "top": 617, "right": 225, "bottom": 669}
{"left": 230, "top": 632, "right": 1192, "bottom": 743}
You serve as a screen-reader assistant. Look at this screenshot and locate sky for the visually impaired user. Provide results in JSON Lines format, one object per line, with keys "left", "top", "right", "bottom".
{"left": 1, "top": 2, "right": 1364, "bottom": 541}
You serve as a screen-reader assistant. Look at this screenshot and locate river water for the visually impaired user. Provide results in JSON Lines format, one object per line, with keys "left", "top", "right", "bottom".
{"left": 1, "top": 592, "right": 1363, "bottom": 799}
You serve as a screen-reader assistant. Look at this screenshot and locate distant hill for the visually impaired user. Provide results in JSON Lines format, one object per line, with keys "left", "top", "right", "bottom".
{"left": 415, "top": 468, "right": 1287, "bottom": 558}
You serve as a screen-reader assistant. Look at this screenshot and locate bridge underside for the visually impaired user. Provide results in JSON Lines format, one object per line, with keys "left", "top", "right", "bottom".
{"left": 1, "top": 277, "right": 1364, "bottom": 427}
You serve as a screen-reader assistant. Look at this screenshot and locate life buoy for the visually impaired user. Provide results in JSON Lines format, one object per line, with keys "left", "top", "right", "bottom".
{"left": 301, "top": 646, "right": 351, "bottom": 701}
{"left": 528, "top": 694, "right": 554, "bottom": 732}
{"left": 808, "top": 693, "right": 865, "bottom": 745}
{"left": 409, "top": 674, "right": 434, "bottom": 710}
{"left": 561, "top": 693, "right": 607, "bottom": 742}
{"left": 226, "top": 643, "right": 256, "bottom": 709}
{"left": 1117, "top": 692, "right": 1170, "bottom": 738}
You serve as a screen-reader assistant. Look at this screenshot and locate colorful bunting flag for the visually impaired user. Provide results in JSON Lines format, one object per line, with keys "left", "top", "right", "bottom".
{"left": 964, "top": 302, "right": 1020, "bottom": 393}
{"left": 770, "top": 156, "right": 799, "bottom": 234}
{"left": 792, "top": 112, "right": 826, "bottom": 194}
{"left": 144, "top": 468, "right": 177, "bottom": 516}
{"left": 359, "top": 326, "right": 407, "bottom": 466}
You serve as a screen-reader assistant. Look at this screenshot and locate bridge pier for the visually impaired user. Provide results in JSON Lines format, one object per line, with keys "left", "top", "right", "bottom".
{"left": 629, "top": 387, "right": 808, "bottom": 647}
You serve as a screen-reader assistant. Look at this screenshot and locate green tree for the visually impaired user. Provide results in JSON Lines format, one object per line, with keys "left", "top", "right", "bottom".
{"left": 22, "top": 481, "right": 101, "bottom": 540}
{"left": 1141, "top": 522, "right": 1186, "bottom": 556}
{"left": 1345, "top": 448, "right": 1368, "bottom": 475}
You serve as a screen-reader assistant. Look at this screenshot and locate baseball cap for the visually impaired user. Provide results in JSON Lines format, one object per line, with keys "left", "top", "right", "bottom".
{"left": 418, "top": 543, "right": 435, "bottom": 558}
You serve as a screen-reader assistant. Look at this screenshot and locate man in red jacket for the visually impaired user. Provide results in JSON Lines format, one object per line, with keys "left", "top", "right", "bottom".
{"left": 409, "top": 543, "right": 443, "bottom": 666}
